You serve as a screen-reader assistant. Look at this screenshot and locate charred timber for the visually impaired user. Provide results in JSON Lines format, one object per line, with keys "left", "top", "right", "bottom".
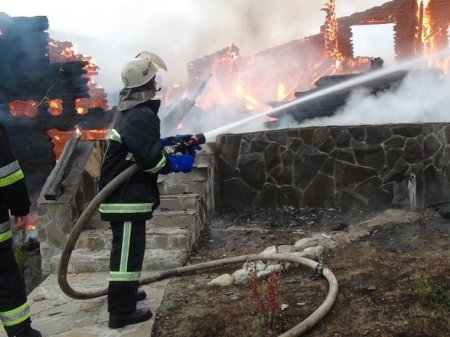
{"left": 268, "top": 68, "right": 443, "bottom": 125}
{"left": 0, "top": 107, "right": 115, "bottom": 131}
{"left": 0, "top": 13, "right": 49, "bottom": 34}
{"left": 0, "top": 61, "right": 90, "bottom": 103}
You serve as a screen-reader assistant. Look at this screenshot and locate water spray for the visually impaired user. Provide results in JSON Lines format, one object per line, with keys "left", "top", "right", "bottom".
{"left": 203, "top": 47, "right": 450, "bottom": 140}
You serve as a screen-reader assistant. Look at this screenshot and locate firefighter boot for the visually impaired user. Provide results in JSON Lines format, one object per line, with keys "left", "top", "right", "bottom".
{"left": 15, "top": 326, "right": 42, "bottom": 337}
{"left": 136, "top": 289, "right": 147, "bottom": 301}
{"left": 108, "top": 308, "right": 153, "bottom": 329}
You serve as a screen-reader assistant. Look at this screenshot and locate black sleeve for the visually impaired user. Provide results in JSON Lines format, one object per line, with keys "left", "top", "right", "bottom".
{"left": 0, "top": 124, "right": 31, "bottom": 216}
{"left": 121, "top": 107, "right": 166, "bottom": 171}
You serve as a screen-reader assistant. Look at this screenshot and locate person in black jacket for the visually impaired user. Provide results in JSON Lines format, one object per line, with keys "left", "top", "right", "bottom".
{"left": 0, "top": 123, "right": 42, "bottom": 337}
{"left": 99, "top": 53, "right": 197, "bottom": 329}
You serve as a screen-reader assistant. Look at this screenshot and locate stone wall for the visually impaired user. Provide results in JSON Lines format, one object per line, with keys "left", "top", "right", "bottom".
{"left": 215, "top": 123, "right": 450, "bottom": 210}
{"left": 37, "top": 139, "right": 106, "bottom": 275}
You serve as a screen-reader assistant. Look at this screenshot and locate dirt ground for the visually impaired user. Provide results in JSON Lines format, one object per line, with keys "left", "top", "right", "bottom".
{"left": 151, "top": 207, "right": 450, "bottom": 337}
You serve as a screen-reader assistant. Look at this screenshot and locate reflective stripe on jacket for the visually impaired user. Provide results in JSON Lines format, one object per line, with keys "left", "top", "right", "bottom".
{"left": 0, "top": 302, "right": 30, "bottom": 327}
{"left": 0, "top": 123, "right": 31, "bottom": 225}
{"left": 98, "top": 100, "right": 170, "bottom": 222}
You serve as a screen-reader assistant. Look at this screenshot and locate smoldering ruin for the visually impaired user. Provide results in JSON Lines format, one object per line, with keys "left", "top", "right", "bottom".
{"left": 0, "top": 0, "right": 450, "bottom": 336}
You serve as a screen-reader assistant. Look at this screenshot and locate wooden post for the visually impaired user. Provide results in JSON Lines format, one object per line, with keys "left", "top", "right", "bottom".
{"left": 43, "top": 133, "right": 80, "bottom": 200}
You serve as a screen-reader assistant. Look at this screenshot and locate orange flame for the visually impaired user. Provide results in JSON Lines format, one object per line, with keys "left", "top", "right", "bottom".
{"left": 164, "top": 1, "right": 450, "bottom": 123}
{"left": 8, "top": 101, "right": 38, "bottom": 117}
{"left": 417, "top": 0, "right": 436, "bottom": 52}
{"left": 416, "top": 0, "right": 450, "bottom": 71}
{"left": 48, "top": 39, "right": 108, "bottom": 111}
{"left": 47, "top": 128, "right": 110, "bottom": 159}
{"left": 47, "top": 99, "right": 63, "bottom": 116}
{"left": 25, "top": 223, "right": 36, "bottom": 231}
{"left": 322, "top": 0, "right": 344, "bottom": 67}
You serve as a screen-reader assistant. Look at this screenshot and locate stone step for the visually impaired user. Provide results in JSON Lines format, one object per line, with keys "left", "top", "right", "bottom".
{"left": 150, "top": 209, "right": 200, "bottom": 229}
{"left": 195, "top": 150, "right": 215, "bottom": 167}
{"left": 50, "top": 248, "right": 188, "bottom": 273}
{"left": 85, "top": 194, "right": 203, "bottom": 230}
{"left": 75, "top": 226, "right": 190, "bottom": 251}
{"left": 157, "top": 180, "right": 205, "bottom": 194}
{"left": 159, "top": 193, "right": 202, "bottom": 210}
{"left": 149, "top": 209, "right": 204, "bottom": 246}
{"left": 158, "top": 166, "right": 209, "bottom": 183}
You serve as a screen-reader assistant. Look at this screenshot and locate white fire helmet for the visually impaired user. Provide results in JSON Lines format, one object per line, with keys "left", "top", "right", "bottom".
{"left": 121, "top": 52, "right": 167, "bottom": 89}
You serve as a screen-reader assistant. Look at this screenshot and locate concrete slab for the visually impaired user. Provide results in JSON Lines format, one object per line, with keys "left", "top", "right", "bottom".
{"left": 0, "top": 272, "right": 169, "bottom": 337}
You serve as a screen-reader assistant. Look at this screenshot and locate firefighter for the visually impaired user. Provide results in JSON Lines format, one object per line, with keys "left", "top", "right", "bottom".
{"left": 99, "top": 53, "right": 197, "bottom": 329}
{"left": 0, "top": 122, "right": 42, "bottom": 337}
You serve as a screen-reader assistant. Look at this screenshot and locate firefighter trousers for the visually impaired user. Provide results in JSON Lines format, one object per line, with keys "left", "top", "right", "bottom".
{"left": 108, "top": 220, "right": 146, "bottom": 315}
{"left": 0, "top": 236, "right": 31, "bottom": 337}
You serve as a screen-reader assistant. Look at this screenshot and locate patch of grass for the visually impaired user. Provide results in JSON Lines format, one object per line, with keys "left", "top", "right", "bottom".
{"left": 418, "top": 280, "right": 450, "bottom": 312}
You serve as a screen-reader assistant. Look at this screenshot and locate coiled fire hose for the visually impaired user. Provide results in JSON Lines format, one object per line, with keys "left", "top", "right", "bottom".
{"left": 57, "top": 136, "right": 338, "bottom": 336}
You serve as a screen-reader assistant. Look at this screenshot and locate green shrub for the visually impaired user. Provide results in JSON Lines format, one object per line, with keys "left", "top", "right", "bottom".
{"left": 418, "top": 280, "right": 450, "bottom": 312}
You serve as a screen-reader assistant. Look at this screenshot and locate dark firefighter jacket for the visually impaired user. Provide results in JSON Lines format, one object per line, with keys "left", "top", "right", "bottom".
{"left": 0, "top": 123, "right": 31, "bottom": 242}
{"left": 98, "top": 100, "right": 170, "bottom": 222}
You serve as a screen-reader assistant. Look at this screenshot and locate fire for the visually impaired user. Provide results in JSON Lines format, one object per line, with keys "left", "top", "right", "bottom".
{"left": 47, "top": 99, "right": 63, "bottom": 116}
{"left": 235, "top": 82, "right": 269, "bottom": 111}
{"left": 166, "top": 2, "right": 353, "bottom": 116}
{"left": 25, "top": 223, "right": 36, "bottom": 231}
{"left": 7, "top": 38, "right": 108, "bottom": 118}
{"left": 162, "top": 1, "right": 450, "bottom": 126}
{"left": 47, "top": 128, "right": 110, "bottom": 160}
{"left": 75, "top": 98, "right": 89, "bottom": 114}
{"left": 8, "top": 101, "right": 38, "bottom": 117}
{"left": 416, "top": 0, "right": 450, "bottom": 71}
{"left": 417, "top": 0, "right": 436, "bottom": 52}
{"left": 277, "top": 83, "right": 288, "bottom": 101}
{"left": 24, "top": 212, "right": 38, "bottom": 232}
{"left": 322, "top": 0, "right": 344, "bottom": 67}
{"left": 48, "top": 38, "right": 108, "bottom": 111}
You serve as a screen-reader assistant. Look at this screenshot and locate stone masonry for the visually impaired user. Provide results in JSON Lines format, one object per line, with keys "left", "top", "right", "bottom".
{"left": 37, "top": 140, "right": 105, "bottom": 275}
{"left": 37, "top": 139, "right": 215, "bottom": 276}
{"left": 215, "top": 123, "right": 450, "bottom": 210}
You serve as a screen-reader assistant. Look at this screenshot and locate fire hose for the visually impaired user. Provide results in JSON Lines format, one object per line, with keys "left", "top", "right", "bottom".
{"left": 57, "top": 133, "right": 338, "bottom": 336}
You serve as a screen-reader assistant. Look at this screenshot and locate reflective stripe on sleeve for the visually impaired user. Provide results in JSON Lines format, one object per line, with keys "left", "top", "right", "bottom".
{"left": 0, "top": 169, "right": 25, "bottom": 187}
{"left": 0, "top": 229, "right": 12, "bottom": 243}
{"left": 0, "top": 302, "right": 31, "bottom": 327}
{"left": 0, "top": 219, "right": 12, "bottom": 242}
{"left": 0, "top": 219, "right": 11, "bottom": 233}
{"left": 0, "top": 161, "right": 20, "bottom": 177}
{"left": 99, "top": 203, "right": 153, "bottom": 214}
{"left": 143, "top": 156, "right": 167, "bottom": 174}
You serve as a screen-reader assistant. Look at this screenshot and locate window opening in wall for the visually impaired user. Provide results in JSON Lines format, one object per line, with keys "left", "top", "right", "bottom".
{"left": 351, "top": 24, "right": 396, "bottom": 66}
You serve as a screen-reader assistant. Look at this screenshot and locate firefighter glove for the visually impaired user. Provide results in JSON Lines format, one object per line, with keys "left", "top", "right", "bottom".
{"left": 160, "top": 137, "right": 176, "bottom": 147}
{"left": 167, "top": 154, "right": 194, "bottom": 173}
{"left": 189, "top": 144, "right": 202, "bottom": 157}
{"left": 175, "top": 134, "right": 193, "bottom": 142}
{"left": 160, "top": 134, "right": 192, "bottom": 147}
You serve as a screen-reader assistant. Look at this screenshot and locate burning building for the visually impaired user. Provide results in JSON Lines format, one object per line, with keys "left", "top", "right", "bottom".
{"left": 165, "top": 0, "right": 450, "bottom": 131}
{"left": 0, "top": 13, "right": 113, "bottom": 208}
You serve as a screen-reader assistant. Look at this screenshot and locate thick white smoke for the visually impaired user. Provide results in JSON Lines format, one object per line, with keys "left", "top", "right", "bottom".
{"left": 1, "top": 0, "right": 389, "bottom": 94}
{"left": 301, "top": 70, "right": 450, "bottom": 127}
{"left": 8, "top": 0, "right": 441, "bottom": 138}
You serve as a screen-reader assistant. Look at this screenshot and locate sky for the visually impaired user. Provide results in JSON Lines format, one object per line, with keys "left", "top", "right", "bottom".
{"left": 1, "top": 0, "right": 391, "bottom": 92}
